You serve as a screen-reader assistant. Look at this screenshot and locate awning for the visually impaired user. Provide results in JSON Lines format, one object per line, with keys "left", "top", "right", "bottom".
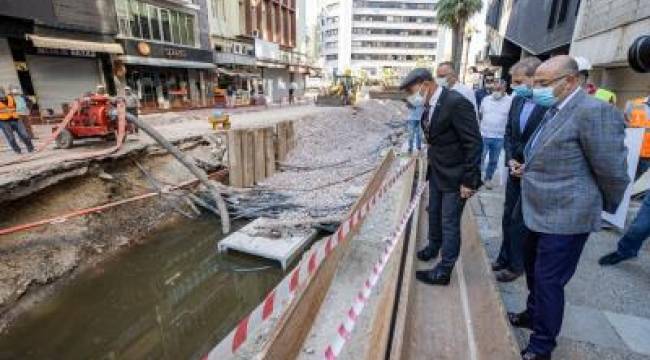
{"left": 28, "top": 34, "right": 124, "bottom": 54}
{"left": 216, "top": 68, "right": 261, "bottom": 78}
{"left": 118, "top": 55, "right": 216, "bottom": 69}
{"left": 256, "top": 60, "right": 286, "bottom": 69}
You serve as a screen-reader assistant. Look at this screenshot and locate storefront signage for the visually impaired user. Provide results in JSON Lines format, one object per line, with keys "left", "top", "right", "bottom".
{"left": 137, "top": 42, "right": 151, "bottom": 56}
{"left": 35, "top": 47, "right": 95, "bottom": 58}
{"left": 164, "top": 48, "right": 188, "bottom": 59}
{"left": 255, "top": 39, "right": 279, "bottom": 61}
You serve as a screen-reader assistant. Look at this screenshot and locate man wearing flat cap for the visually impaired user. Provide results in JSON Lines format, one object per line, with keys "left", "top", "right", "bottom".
{"left": 400, "top": 67, "right": 482, "bottom": 285}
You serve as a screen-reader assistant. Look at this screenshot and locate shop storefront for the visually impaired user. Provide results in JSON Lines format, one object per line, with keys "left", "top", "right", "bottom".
{"left": 116, "top": 39, "right": 215, "bottom": 111}
{"left": 15, "top": 34, "right": 123, "bottom": 116}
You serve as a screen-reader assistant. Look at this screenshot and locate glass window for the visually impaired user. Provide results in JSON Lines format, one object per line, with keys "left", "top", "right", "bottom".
{"left": 178, "top": 13, "right": 188, "bottom": 45}
{"left": 161, "top": 9, "right": 171, "bottom": 42}
{"left": 130, "top": 0, "right": 141, "bottom": 38}
{"left": 139, "top": 2, "right": 150, "bottom": 39}
{"left": 116, "top": 0, "right": 130, "bottom": 36}
{"left": 170, "top": 11, "right": 180, "bottom": 44}
{"left": 150, "top": 5, "right": 161, "bottom": 40}
{"left": 186, "top": 15, "right": 195, "bottom": 46}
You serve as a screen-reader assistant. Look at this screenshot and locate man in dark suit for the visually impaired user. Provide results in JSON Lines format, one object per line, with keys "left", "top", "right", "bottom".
{"left": 493, "top": 57, "right": 548, "bottom": 283}
{"left": 399, "top": 68, "right": 482, "bottom": 286}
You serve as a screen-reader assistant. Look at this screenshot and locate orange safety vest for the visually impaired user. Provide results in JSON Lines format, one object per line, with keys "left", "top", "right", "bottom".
{"left": 628, "top": 97, "right": 650, "bottom": 158}
{"left": 0, "top": 95, "right": 17, "bottom": 121}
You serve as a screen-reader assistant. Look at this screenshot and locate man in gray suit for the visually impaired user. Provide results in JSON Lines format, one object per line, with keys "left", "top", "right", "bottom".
{"left": 509, "top": 56, "right": 629, "bottom": 360}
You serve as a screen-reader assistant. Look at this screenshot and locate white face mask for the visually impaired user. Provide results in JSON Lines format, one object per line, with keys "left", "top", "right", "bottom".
{"left": 435, "top": 76, "right": 449, "bottom": 88}
{"left": 407, "top": 85, "right": 425, "bottom": 107}
{"left": 493, "top": 92, "right": 504, "bottom": 100}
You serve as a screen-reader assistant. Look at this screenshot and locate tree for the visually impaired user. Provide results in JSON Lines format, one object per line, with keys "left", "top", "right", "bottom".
{"left": 434, "top": 0, "right": 483, "bottom": 73}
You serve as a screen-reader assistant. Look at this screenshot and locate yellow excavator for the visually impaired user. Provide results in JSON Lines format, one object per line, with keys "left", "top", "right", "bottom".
{"left": 316, "top": 70, "right": 359, "bottom": 106}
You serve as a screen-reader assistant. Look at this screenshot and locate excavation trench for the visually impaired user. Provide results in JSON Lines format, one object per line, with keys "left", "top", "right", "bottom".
{"left": 0, "top": 100, "right": 409, "bottom": 359}
{"left": 0, "top": 215, "right": 286, "bottom": 360}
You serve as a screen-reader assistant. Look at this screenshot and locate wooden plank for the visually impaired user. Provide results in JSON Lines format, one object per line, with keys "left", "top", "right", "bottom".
{"left": 227, "top": 130, "right": 244, "bottom": 188}
{"left": 359, "top": 161, "right": 416, "bottom": 360}
{"left": 259, "top": 150, "right": 398, "bottom": 360}
{"left": 276, "top": 122, "right": 288, "bottom": 162}
{"left": 254, "top": 129, "right": 266, "bottom": 183}
{"left": 264, "top": 128, "right": 276, "bottom": 177}
{"left": 286, "top": 121, "right": 295, "bottom": 152}
{"left": 389, "top": 156, "right": 427, "bottom": 360}
{"left": 242, "top": 130, "right": 255, "bottom": 187}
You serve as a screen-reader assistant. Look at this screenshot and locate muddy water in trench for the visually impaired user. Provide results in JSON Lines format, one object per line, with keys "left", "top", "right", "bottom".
{"left": 0, "top": 217, "right": 284, "bottom": 360}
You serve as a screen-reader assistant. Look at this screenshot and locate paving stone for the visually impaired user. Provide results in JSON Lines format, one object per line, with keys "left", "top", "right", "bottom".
{"left": 605, "top": 311, "right": 650, "bottom": 356}
{"left": 560, "top": 304, "right": 626, "bottom": 350}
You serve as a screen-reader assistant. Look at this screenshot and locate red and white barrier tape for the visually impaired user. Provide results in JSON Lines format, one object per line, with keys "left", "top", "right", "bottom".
{"left": 202, "top": 158, "right": 416, "bottom": 360}
{"left": 324, "top": 182, "right": 426, "bottom": 360}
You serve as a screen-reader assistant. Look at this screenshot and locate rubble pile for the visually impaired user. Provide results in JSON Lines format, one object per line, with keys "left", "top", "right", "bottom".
{"left": 229, "top": 100, "right": 407, "bottom": 225}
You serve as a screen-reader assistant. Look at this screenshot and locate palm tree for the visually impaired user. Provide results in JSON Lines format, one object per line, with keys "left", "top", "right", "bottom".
{"left": 435, "top": 0, "right": 483, "bottom": 73}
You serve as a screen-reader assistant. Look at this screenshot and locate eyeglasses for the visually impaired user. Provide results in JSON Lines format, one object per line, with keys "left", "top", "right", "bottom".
{"left": 534, "top": 74, "right": 570, "bottom": 88}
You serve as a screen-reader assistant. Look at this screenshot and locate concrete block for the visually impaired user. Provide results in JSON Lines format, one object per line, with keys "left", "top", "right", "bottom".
{"left": 605, "top": 311, "right": 650, "bottom": 355}
{"left": 560, "top": 304, "right": 626, "bottom": 350}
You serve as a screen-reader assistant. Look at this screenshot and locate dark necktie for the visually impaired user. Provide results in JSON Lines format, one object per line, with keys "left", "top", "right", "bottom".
{"left": 526, "top": 106, "right": 558, "bottom": 159}
{"left": 421, "top": 104, "right": 431, "bottom": 139}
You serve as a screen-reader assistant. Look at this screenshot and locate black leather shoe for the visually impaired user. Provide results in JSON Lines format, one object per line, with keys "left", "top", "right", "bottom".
{"left": 508, "top": 311, "right": 533, "bottom": 330}
{"left": 496, "top": 269, "right": 523, "bottom": 283}
{"left": 416, "top": 269, "right": 451, "bottom": 286}
{"left": 521, "top": 350, "right": 551, "bottom": 360}
{"left": 417, "top": 246, "right": 439, "bottom": 261}
{"left": 491, "top": 261, "right": 508, "bottom": 271}
{"left": 599, "top": 251, "right": 634, "bottom": 266}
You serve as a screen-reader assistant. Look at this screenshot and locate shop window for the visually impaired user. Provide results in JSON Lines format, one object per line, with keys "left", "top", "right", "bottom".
{"left": 186, "top": 15, "right": 195, "bottom": 46}
{"left": 150, "top": 5, "right": 161, "bottom": 41}
{"left": 161, "top": 9, "right": 171, "bottom": 42}
{"left": 171, "top": 12, "right": 180, "bottom": 44}
{"left": 116, "top": 0, "right": 131, "bottom": 37}
{"left": 139, "top": 3, "right": 151, "bottom": 39}
{"left": 130, "top": 0, "right": 142, "bottom": 38}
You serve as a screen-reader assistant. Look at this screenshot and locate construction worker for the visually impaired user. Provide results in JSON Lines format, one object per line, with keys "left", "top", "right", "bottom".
{"left": 10, "top": 86, "right": 36, "bottom": 139}
{"left": 0, "top": 86, "right": 34, "bottom": 154}
{"left": 574, "top": 56, "right": 618, "bottom": 105}
{"left": 625, "top": 94, "right": 650, "bottom": 180}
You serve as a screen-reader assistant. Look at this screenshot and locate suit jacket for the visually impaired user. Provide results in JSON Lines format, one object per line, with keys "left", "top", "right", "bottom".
{"left": 423, "top": 88, "right": 482, "bottom": 192}
{"left": 504, "top": 96, "right": 547, "bottom": 165}
{"left": 521, "top": 89, "right": 629, "bottom": 234}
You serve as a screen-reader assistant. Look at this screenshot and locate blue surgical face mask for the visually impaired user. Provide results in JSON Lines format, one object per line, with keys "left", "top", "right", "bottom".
{"left": 532, "top": 87, "right": 557, "bottom": 107}
{"left": 512, "top": 84, "right": 533, "bottom": 98}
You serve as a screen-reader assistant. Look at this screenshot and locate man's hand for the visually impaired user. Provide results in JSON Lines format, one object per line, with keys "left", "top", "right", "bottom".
{"left": 510, "top": 163, "right": 525, "bottom": 178}
{"left": 460, "top": 185, "right": 476, "bottom": 199}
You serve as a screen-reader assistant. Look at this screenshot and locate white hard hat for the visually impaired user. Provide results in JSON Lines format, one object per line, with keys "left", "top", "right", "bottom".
{"left": 574, "top": 56, "right": 592, "bottom": 71}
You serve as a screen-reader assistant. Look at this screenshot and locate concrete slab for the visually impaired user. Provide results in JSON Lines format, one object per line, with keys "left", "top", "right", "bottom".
{"left": 605, "top": 311, "right": 650, "bottom": 356}
{"left": 218, "top": 218, "right": 317, "bottom": 270}
{"left": 560, "top": 304, "right": 626, "bottom": 350}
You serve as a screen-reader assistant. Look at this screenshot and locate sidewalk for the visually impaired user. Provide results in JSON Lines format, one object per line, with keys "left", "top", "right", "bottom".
{"left": 472, "top": 185, "right": 650, "bottom": 360}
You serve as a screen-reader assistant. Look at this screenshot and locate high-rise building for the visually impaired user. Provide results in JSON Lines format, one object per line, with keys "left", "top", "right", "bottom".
{"left": 319, "top": 0, "right": 441, "bottom": 79}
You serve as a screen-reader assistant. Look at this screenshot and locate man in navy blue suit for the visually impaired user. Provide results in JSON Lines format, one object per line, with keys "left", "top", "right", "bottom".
{"left": 492, "top": 57, "right": 548, "bottom": 283}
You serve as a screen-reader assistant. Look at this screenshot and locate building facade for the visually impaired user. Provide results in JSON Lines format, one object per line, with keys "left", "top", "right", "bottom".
{"left": 0, "top": 0, "right": 122, "bottom": 115}
{"left": 113, "top": 0, "right": 215, "bottom": 110}
{"left": 486, "top": 0, "right": 581, "bottom": 77}
{"left": 570, "top": 0, "right": 650, "bottom": 106}
{"left": 319, "top": 0, "right": 440, "bottom": 79}
{"left": 206, "top": 0, "right": 310, "bottom": 104}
